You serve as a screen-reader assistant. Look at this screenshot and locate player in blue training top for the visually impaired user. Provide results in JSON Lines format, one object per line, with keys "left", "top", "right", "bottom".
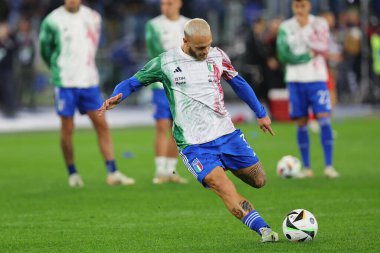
{"left": 277, "top": 0, "right": 339, "bottom": 178}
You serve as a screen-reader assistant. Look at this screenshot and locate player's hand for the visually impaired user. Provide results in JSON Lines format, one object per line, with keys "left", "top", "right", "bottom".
{"left": 257, "top": 115, "right": 275, "bottom": 136}
{"left": 98, "top": 93, "right": 123, "bottom": 116}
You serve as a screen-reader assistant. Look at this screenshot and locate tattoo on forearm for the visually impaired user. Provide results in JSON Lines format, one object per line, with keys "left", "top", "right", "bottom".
{"left": 231, "top": 208, "right": 244, "bottom": 219}
{"left": 240, "top": 200, "right": 253, "bottom": 213}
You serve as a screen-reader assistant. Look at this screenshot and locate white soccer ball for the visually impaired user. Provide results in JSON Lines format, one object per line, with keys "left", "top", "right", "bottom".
{"left": 282, "top": 209, "right": 318, "bottom": 242}
{"left": 276, "top": 155, "right": 301, "bottom": 178}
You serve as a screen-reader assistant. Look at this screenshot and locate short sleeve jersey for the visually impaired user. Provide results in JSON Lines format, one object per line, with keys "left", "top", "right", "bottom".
{"left": 134, "top": 47, "right": 238, "bottom": 149}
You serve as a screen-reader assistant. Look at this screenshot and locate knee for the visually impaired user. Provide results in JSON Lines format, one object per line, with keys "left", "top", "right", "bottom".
{"left": 317, "top": 113, "right": 331, "bottom": 122}
{"left": 249, "top": 163, "right": 267, "bottom": 188}
{"left": 60, "top": 131, "right": 73, "bottom": 147}
{"left": 205, "top": 172, "right": 233, "bottom": 196}
{"left": 296, "top": 117, "right": 308, "bottom": 128}
{"left": 237, "top": 163, "right": 267, "bottom": 189}
{"left": 61, "top": 127, "right": 74, "bottom": 140}
{"left": 95, "top": 119, "right": 109, "bottom": 133}
{"left": 253, "top": 174, "right": 266, "bottom": 188}
{"left": 317, "top": 116, "right": 331, "bottom": 126}
{"left": 207, "top": 176, "right": 228, "bottom": 193}
{"left": 156, "top": 121, "right": 169, "bottom": 134}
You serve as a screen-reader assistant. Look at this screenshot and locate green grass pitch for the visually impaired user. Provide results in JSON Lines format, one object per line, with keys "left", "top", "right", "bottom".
{"left": 0, "top": 117, "right": 379, "bottom": 252}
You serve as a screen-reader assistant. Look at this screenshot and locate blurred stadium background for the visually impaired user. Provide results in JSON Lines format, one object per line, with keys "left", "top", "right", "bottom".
{"left": 0, "top": 0, "right": 379, "bottom": 127}
{"left": 1, "top": 1, "right": 380, "bottom": 252}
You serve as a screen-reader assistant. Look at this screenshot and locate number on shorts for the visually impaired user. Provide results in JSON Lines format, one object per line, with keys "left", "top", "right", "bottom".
{"left": 240, "top": 134, "right": 247, "bottom": 143}
{"left": 317, "top": 90, "right": 331, "bottom": 109}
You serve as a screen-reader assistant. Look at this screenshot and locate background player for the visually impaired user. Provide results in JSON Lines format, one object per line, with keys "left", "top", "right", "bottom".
{"left": 145, "top": 0, "right": 189, "bottom": 184}
{"left": 277, "top": 0, "right": 339, "bottom": 178}
{"left": 99, "top": 18, "right": 279, "bottom": 242}
{"left": 39, "top": 0, "right": 135, "bottom": 187}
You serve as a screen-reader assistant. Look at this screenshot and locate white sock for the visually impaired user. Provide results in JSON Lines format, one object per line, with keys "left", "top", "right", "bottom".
{"left": 166, "top": 157, "right": 178, "bottom": 176}
{"left": 155, "top": 157, "right": 167, "bottom": 177}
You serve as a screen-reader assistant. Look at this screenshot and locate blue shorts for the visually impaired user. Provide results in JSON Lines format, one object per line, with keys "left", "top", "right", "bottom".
{"left": 54, "top": 86, "right": 103, "bottom": 117}
{"left": 288, "top": 81, "right": 332, "bottom": 119}
{"left": 179, "top": 129, "right": 259, "bottom": 187}
{"left": 152, "top": 89, "right": 172, "bottom": 120}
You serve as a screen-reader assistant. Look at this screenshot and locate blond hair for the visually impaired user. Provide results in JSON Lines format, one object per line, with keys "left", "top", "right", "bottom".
{"left": 184, "top": 18, "right": 211, "bottom": 37}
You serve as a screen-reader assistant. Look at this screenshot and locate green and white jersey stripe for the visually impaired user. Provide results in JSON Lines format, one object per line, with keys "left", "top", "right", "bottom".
{"left": 145, "top": 15, "right": 189, "bottom": 90}
{"left": 134, "top": 47, "right": 237, "bottom": 149}
{"left": 39, "top": 5, "right": 101, "bottom": 88}
{"left": 277, "top": 15, "right": 329, "bottom": 83}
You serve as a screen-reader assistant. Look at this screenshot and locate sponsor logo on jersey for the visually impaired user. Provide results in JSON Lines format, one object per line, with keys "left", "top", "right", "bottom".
{"left": 175, "top": 76, "right": 186, "bottom": 85}
{"left": 191, "top": 158, "right": 203, "bottom": 173}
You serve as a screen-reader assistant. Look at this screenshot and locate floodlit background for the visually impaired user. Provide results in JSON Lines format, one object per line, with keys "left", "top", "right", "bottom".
{"left": 0, "top": 0, "right": 379, "bottom": 127}
{"left": 0, "top": 1, "right": 379, "bottom": 252}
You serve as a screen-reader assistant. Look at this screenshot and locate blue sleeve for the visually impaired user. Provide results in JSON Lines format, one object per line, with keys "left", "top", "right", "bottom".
{"left": 111, "top": 76, "right": 143, "bottom": 101}
{"left": 227, "top": 75, "right": 267, "bottom": 118}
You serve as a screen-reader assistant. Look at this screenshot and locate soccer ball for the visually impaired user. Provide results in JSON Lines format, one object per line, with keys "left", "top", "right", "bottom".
{"left": 282, "top": 209, "right": 318, "bottom": 242}
{"left": 276, "top": 155, "right": 301, "bottom": 178}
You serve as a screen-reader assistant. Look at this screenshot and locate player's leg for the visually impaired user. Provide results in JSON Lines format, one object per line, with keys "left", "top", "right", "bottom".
{"left": 220, "top": 130, "right": 267, "bottom": 187}
{"left": 211, "top": 130, "right": 277, "bottom": 241}
{"left": 60, "top": 116, "right": 83, "bottom": 187}
{"left": 60, "top": 116, "right": 75, "bottom": 167}
{"left": 310, "top": 82, "right": 339, "bottom": 178}
{"left": 154, "top": 118, "right": 170, "bottom": 182}
{"left": 87, "top": 110, "right": 114, "bottom": 161}
{"left": 316, "top": 115, "right": 339, "bottom": 178}
{"left": 230, "top": 161, "right": 266, "bottom": 188}
{"left": 152, "top": 89, "right": 185, "bottom": 183}
{"left": 288, "top": 82, "right": 313, "bottom": 178}
{"left": 166, "top": 120, "right": 187, "bottom": 183}
{"left": 81, "top": 87, "right": 135, "bottom": 185}
{"left": 180, "top": 138, "right": 277, "bottom": 242}
{"left": 87, "top": 110, "right": 135, "bottom": 185}
{"left": 54, "top": 87, "right": 83, "bottom": 187}
{"left": 152, "top": 88, "right": 170, "bottom": 183}
{"left": 204, "top": 167, "right": 278, "bottom": 242}
{"left": 166, "top": 122, "right": 178, "bottom": 163}
{"left": 295, "top": 116, "right": 314, "bottom": 178}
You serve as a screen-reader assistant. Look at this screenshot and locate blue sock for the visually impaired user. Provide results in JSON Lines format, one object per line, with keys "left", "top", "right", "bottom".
{"left": 297, "top": 125, "right": 310, "bottom": 168}
{"left": 67, "top": 164, "right": 77, "bottom": 175}
{"left": 242, "top": 210, "right": 269, "bottom": 235}
{"left": 319, "top": 117, "right": 333, "bottom": 167}
{"left": 106, "top": 160, "right": 117, "bottom": 173}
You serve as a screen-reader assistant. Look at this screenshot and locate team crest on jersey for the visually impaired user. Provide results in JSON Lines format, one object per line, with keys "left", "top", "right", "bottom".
{"left": 191, "top": 158, "right": 204, "bottom": 173}
{"left": 206, "top": 60, "right": 216, "bottom": 72}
